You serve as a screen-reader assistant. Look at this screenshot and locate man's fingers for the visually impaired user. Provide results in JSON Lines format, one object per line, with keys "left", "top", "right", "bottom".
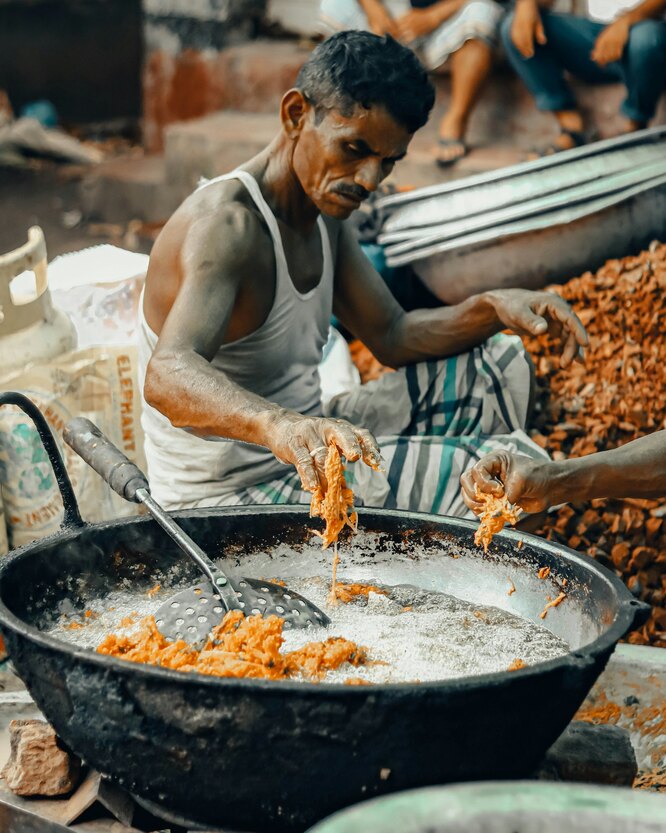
{"left": 538, "top": 297, "right": 589, "bottom": 347}
{"left": 468, "top": 454, "right": 507, "bottom": 495}
{"left": 554, "top": 302, "right": 588, "bottom": 347}
{"left": 354, "top": 427, "right": 382, "bottom": 469}
{"left": 535, "top": 20, "right": 547, "bottom": 45}
{"left": 560, "top": 329, "right": 581, "bottom": 368}
{"left": 293, "top": 445, "right": 320, "bottom": 493}
{"left": 460, "top": 471, "right": 484, "bottom": 515}
{"left": 517, "top": 306, "right": 549, "bottom": 336}
{"left": 326, "top": 422, "right": 363, "bottom": 462}
{"left": 472, "top": 463, "right": 504, "bottom": 497}
{"left": 309, "top": 444, "right": 329, "bottom": 489}
{"left": 504, "top": 479, "right": 526, "bottom": 507}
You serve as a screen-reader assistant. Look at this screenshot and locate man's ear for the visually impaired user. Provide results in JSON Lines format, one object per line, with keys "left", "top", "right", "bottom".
{"left": 280, "top": 89, "right": 311, "bottom": 139}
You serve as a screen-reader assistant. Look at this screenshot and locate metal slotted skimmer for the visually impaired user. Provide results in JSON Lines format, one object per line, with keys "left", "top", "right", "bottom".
{"left": 156, "top": 579, "right": 329, "bottom": 644}
{"left": 63, "top": 418, "right": 330, "bottom": 644}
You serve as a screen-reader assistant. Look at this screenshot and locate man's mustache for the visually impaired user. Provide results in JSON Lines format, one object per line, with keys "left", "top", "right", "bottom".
{"left": 333, "top": 185, "right": 369, "bottom": 202}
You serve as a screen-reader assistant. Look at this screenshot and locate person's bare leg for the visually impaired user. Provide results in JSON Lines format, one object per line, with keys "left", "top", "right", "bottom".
{"left": 437, "top": 38, "right": 493, "bottom": 165}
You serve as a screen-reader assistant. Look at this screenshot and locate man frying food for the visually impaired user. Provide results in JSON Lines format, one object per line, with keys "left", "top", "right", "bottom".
{"left": 138, "top": 31, "right": 587, "bottom": 515}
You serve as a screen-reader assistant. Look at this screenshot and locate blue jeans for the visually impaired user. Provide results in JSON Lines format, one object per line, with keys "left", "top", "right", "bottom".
{"left": 500, "top": 11, "right": 666, "bottom": 123}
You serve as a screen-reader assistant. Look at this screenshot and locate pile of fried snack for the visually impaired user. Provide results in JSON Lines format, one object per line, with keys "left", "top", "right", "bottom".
{"left": 99, "top": 443, "right": 370, "bottom": 681}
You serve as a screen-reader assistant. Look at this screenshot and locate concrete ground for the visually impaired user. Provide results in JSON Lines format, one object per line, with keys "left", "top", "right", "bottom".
{"left": 0, "top": 165, "right": 154, "bottom": 261}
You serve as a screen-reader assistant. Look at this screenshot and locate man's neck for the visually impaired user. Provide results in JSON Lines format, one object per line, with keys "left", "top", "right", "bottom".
{"left": 250, "top": 135, "right": 321, "bottom": 234}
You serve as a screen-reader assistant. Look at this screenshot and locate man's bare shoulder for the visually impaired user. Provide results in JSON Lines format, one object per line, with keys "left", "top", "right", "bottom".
{"left": 151, "top": 178, "right": 271, "bottom": 273}
{"left": 180, "top": 179, "right": 272, "bottom": 269}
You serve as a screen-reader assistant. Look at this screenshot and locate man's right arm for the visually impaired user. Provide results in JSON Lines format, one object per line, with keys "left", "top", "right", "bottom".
{"left": 144, "top": 205, "right": 277, "bottom": 444}
{"left": 461, "top": 431, "right": 666, "bottom": 514}
{"left": 144, "top": 205, "right": 380, "bottom": 492}
{"left": 511, "top": 0, "right": 552, "bottom": 59}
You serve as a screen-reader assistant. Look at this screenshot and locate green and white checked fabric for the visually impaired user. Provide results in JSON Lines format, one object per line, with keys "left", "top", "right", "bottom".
{"left": 177, "top": 333, "right": 547, "bottom": 519}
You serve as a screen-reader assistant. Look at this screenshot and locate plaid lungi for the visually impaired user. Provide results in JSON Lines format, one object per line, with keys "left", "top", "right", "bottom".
{"left": 179, "top": 333, "right": 547, "bottom": 519}
{"left": 318, "top": 0, "right": 506, "bottom": 70}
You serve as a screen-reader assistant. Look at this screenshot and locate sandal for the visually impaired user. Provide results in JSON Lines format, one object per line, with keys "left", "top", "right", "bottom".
{"left": 436, "top": 137, "right": 468, "bottom": 167}
{"left": 530, "top": 128, "right": 588, "bottom": 159}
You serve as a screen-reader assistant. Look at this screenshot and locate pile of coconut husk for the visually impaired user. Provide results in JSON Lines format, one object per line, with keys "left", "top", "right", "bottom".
{"left": 350, "top": 241, "right": 666, "bottom": 647}
{"left": 524, "top": 240, "right": 666, "bottom": 648}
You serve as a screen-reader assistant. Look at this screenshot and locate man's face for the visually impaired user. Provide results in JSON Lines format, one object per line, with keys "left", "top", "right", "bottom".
{"left": 291, "top": 102, "right": 413, "bottom": 219}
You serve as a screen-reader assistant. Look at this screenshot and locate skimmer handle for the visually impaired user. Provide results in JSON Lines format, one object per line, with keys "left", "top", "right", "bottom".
{"left": 63, "top": 416, "right": 240, "bottom": 613}
{"left": 63, "top": 417, "right": 148, "bottom": 502}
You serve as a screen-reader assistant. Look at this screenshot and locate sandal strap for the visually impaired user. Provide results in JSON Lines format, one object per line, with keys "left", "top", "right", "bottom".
{"left": 560, "top": 128, "right": 587, "bottom": 147}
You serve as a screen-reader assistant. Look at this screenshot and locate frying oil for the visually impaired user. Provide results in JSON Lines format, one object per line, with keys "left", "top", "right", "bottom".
{"left": 49, "top": 572, "right": 569, "bottom": 684}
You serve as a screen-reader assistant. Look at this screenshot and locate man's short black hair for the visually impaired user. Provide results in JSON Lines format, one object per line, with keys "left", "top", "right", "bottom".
{"left": 296, "top": 31, "right": 435, "bottom": 134}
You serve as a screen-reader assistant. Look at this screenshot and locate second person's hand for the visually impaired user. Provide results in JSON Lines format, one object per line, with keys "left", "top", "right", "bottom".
{"left": 591, "top": 18, "right": 630, "bottom": 65}
{"left": 461, "top": 451, "right": 556, "bottom": 515}
{"left": 395, "top": 3, "right": 455, "bottom": 43}
{"left": 360, "top": 0, "right": 399, "bottom": 37}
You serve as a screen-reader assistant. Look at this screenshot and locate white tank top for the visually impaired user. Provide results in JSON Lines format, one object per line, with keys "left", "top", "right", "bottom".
{"left": 137, "top": 169, "right": 335, "bottom": 507}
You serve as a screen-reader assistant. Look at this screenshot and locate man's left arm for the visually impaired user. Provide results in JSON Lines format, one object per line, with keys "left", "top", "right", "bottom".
{"left": 592, "top": 0, "right": 666, "bottom": 65}
{"left": 622, "top": 0, "right": 666, "bottom": 23}
{"left": 332, "top": 223, "right": 588, "bottom": 369}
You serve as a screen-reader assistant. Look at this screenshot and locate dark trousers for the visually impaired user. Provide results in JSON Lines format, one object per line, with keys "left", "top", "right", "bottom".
{"left": 501, "top": 10, "right": 666, "bottom": 123}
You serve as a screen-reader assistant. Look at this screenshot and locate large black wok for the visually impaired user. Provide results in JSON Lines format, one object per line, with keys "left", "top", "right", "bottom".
{"left": 0, "top": 396, "right": 650, "bottom": 832}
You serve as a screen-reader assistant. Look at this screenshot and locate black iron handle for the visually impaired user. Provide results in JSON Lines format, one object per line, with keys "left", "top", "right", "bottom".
{"left": 63, "top": 418, "right": 149, "bottom": 503}
{"left": 628, "top": 598, "right": 652, "bottom": 630}
{"left": 0, "top": 392, "right": 83, "bottom": 528}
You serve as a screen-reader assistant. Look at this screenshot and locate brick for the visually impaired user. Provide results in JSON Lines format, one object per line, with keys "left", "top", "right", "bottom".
{"left": 2, "top": 720, "right": 81, "bottom": 797}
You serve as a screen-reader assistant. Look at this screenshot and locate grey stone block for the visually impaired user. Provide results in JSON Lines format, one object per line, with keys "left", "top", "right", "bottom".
{"left": 535, "top": 720, "right": 638, "bottom": 787}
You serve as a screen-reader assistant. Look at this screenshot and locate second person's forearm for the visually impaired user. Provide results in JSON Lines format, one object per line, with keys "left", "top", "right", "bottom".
{"left": 547, "top": 432, "right": 666, "bottom": 504}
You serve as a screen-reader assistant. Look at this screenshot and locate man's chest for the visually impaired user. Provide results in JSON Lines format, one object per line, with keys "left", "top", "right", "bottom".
{"left": 230, "top": 218, "right": 335, "bottom": 341}
{"left": 277, "top": 220, "right": 327, "bottom": 295}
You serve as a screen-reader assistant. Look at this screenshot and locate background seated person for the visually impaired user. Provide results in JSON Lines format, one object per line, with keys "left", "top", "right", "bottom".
{"left": 319, "top": 0, "right": 508, "bottom": 165}
{"left": 501, "top": 0, "right": 666, "bottom": 154}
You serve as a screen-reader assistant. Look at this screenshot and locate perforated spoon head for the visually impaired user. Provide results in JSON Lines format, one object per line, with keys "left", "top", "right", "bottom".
{"left": 156, "top": 577, "right": 331, "bottom": 644}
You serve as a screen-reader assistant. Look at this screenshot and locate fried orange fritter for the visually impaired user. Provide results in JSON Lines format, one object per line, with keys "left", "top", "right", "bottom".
{"left": 473, "top": 488, "right": 521, "bottom": 553}
{"left": 97, "top": 610, "right": 367, "bottom": 682}
{"left": 310, "top": 442, "right": 361, "bottom": 601}
{"left": 310, "top": 442, "right": 357, "bottom": 549}
{"left": 539, "top": 592, "right": 567, "bottom": 620}
{"left": 333, "top": 582, "right": 387, "bottom": 604}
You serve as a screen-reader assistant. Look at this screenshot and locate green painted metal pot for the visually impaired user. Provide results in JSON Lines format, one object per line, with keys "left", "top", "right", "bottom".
{"left": 308, "top": 782, "right": 666, "bottom": 833}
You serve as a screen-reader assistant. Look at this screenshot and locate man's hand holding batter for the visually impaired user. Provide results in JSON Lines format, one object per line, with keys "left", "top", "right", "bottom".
{"left": 267, "top": 411, "right": 381, "bottom": 494}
